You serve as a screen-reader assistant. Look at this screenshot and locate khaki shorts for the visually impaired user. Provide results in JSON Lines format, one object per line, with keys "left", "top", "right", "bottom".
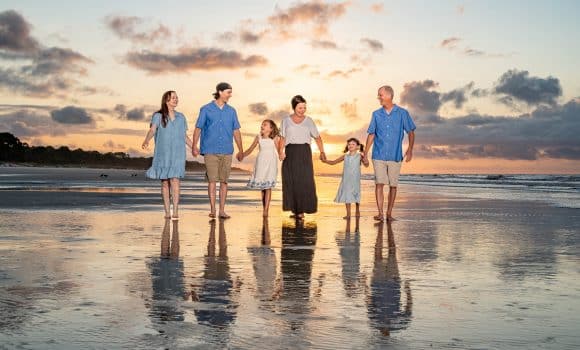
{"left": 373, "top": 160, "right": 402, "bottom": 186}
{"left": 204, "top": 154, "right": 232, "bottom": 183}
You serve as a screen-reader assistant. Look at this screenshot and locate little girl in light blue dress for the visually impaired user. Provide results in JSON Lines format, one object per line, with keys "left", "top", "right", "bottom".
{"left": 323, "top": 138, "right": 369, "bottom": 218}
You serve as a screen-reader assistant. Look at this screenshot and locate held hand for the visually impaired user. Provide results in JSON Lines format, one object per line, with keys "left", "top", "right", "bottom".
{"left": 279, "top": 153, "right": 286, "bottom": 161}
{"left": 405, "top": 150, "right": 413, "bottom": 162}
{"left": 141, "top": 141, "right": 149, "bottom": 150}
{"left": 236, "top": 151, "right": 244, "bottom": 162}
{"left": 320, "top": 152, "right": 327, "bottom": 162}
{"left": 192, "top": 147, "right": 200, "bottom": 157}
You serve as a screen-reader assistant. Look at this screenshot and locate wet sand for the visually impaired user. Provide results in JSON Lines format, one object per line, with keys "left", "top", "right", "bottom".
{"left": 0, "top": 167, "right": 579, "bottom": 349}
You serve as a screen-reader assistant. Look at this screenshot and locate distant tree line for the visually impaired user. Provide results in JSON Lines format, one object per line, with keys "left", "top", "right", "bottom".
{"left": 0, "top": 132, "right": 208, "bottom": 171}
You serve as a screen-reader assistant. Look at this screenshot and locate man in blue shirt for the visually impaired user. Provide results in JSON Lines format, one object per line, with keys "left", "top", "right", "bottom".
{"left": 192, "top": 82, "right": 244, "bottom": 219}
{"left": 364, "top": 85, "right": 416, "bottom": 222}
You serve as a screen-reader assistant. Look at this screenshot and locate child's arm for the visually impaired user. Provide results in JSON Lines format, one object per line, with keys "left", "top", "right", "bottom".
{"left": 323, "top": 154, "right": 345, "bottom": 165}
{"left": 141, "top": 123, "right": 158, "bottom": 149}
{"left": 274, "top": 136, "right": 284, "bottom": 159}
{"left": 242, "top": 136, "right": 259, "bottom": 158}
{"left": 361, "top": 153, "right": 370, "bottom": 167}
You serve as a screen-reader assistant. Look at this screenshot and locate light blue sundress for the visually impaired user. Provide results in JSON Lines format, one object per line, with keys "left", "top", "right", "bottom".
{"left": 146, "top": 112, "right": 188, "bottom": 179}
{"left": 334, "top": 153, "right": 361, "bottom": 203}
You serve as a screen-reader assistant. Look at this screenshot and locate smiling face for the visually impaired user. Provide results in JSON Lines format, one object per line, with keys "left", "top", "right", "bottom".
{"left": 166, "top": 91, "right": 178, "bottom": 109}
{"left": 377, "top": 87, "right": 393, "bottom": 107}
{"left": 219, "top": 88, "right": 233, "bottom": 102}
{"left": 260, "top": 120, "right": 272, "bottom": 136}
{"left": 294, "top": 102, "right": 307, "bottom": 117}
{"left": 346, "top": 140, "right": 359, "bottom": 152}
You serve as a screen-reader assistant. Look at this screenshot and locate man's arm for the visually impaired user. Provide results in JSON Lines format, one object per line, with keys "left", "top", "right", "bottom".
{"left": 405, "top": 131, "right": 415, "bottom": 162}
{"left": 234, "top": 129, "right": 244, "bottom": 161}
{"left": 192, "top": 128, "right": 201, "bottom": 157}
{"left": 364, "top": 133, "right": 375, "bottom": 158}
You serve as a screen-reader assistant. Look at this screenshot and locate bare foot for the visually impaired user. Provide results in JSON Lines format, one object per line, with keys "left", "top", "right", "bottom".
{"left": 343, "top": 215, "right": 351, "bottom": 219}
{"left": 219, "top": 212, "right": 231, "bottom": 219}
{"left": 386, "top": 216, "right": 396, "bottom": 222}
{"left": 373, "top": 214, "right": 384, "bottom": 221}
{"left": 263, "top": 211, "right": 269, "bottom": 217}
{"left": 208, "top": 211, "right": 216, "bottom": 218}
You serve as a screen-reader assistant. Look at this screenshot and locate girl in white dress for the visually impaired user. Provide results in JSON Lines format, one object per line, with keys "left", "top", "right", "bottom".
{"left": 244, "top": 120, "right": 282, "bottom": 217}
{"left": 323, "top": 138, "right": 369, "bottom": 218}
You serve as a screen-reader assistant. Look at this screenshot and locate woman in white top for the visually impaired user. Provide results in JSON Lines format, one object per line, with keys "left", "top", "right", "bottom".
{"left": 279, "top": 95, "right": 327, "bottom": 219}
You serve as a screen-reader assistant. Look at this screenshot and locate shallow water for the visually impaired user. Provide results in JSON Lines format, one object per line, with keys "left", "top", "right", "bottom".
{"left": 0, "top": 168, "right": 579, "bottom": 349}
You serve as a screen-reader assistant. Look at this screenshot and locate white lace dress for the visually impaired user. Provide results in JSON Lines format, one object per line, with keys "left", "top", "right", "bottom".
{"left": 247, "top": 137, "right": 278, "bottom": 189}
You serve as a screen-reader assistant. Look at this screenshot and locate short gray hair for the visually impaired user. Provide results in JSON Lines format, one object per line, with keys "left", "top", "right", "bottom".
{"left": 379, "top": 85, "right": 394, "bottom": 99}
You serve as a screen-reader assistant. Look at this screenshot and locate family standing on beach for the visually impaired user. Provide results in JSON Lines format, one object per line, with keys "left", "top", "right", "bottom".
{"left": 142, "top": 83, "right": 416, "bottom": 222}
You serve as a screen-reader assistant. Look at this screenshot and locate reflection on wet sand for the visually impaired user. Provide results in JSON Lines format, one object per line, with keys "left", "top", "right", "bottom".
{"left": 247, "top": 218, "right": 278, "bottom": 307}
{"left": 336, "top": 217, "right": 364, "bottom": 298}
{"left": 278, "top": 220, "right": 317, "bottom": 331}
{"left": 367, "top": 221, "right": 413, "bottom": 336}
{"left": 146, "top": 219, "right": 185, "bottom": 322}
{"left": 193, "top": 219, "right": 239, "bottom": 332}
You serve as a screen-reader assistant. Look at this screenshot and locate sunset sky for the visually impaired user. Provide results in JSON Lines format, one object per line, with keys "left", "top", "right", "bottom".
{"left": 1, "top": 0, "right": 579, "bottom": 174}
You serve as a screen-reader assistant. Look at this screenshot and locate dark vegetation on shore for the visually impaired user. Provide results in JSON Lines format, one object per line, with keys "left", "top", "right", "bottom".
{"left": 0, "top": 132, "right": 245, "bottom": 171}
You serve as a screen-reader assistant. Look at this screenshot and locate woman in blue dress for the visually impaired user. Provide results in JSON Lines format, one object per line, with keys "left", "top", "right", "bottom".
{"left": 142, "top": 91, "right": 193, "bottom": 220}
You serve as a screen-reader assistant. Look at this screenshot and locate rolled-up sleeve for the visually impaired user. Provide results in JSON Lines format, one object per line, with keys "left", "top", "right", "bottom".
{"left": 195, "top": 107, "right": 207, "bottom": 129}
{"left": 367, "top": 113, "right": 377, "bottom": 134}
{"left": 279, "top": 118, "right": 286, "bottom": 138}
{"left": 403, "top": 110, "right": 416, "bottom": 133}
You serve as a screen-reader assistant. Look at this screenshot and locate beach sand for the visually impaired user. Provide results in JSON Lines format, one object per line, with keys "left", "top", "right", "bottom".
{"left": 0, "top": 167, "right": 579, "bottom": 349}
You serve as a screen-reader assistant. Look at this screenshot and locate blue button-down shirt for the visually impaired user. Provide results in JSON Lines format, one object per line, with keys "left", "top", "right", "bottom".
{"left": 195, "top": 101, "right": 241, "bottom": 155}
{"left": 367, "top": 105, "right": 416, "bottom": 162}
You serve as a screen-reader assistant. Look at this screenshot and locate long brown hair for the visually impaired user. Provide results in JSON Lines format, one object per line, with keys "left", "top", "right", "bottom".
{"left": 157, "top": 90, "right": 175, "bottom": 128}
{"left": 264, "top": 119, "right": 279, "bottom": 139}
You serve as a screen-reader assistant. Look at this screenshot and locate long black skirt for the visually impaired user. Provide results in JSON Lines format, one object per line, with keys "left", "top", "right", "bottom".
{"left": 282, "top": 144, "right": 318, "bottom": 214}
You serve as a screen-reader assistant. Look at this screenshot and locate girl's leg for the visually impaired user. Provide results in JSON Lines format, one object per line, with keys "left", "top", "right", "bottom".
{"left": 170, "top": 178, "right": 180, "bottom": 219}
{"left": 161, "top": 180, "right": 170, "bottom": 218}
{"left": 355, "top": 203, "right": 361, "bottom": 217}
{"left": 263, "top": 189, "right": 272, "bottom": 217}
{"left": 261, "top": 190, "right": 266, "bottom": 209}
{"left": 344, "top": 203, "right": 352, "bottom": 219}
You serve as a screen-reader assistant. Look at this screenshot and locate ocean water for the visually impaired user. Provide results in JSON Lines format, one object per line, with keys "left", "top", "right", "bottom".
{"left": 0, "top": 167, "right": 579, "bottom": 349}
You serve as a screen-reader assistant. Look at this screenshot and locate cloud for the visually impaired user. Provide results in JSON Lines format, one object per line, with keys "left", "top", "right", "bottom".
{"left": 0, "top": 110, "right": 65, "bottom": 137}
{"left": 50, "top": 106, "right": 94, "bottom": 124}
{"left": 360, "top": 38, "right": 383, "bottom": 51}
{"left": 0, "top": 10, "right": 96, "bottom": 98}
{"left": 0, "top": 10, "right": 39, "bottom": 52}
{"left": 105, "top": 15, "right": 171, "bottom": 44}
{"left": 249, "top": 102, "right": 269, "bottom": 116}
{"left": 103, "top": 140, "right": 125, "bottom": 150}
{"left": 240, "top": 30, "right": 262, "bottom": 44}
{"left": 267, "top": 109, "right": 289, "bottom": 123}
{"left": 267, "top": 0, "right": 351, "bottom": 39}
{"left": 310, "top": 39, "right": 338, "bottom": 49}
{"left": 439, "top": 36, "right": 511, "bottom": 58}
{"left": 370, "top": 3, "right": 385, "bottom": 13}
{"left": 340, "top": 100, "right": 358, "bottom": 120}
{"left": 124, "top": 48, "right": 268, "bottom": 73}
{"left": 400, "top": 80, "right": 442, "bottom": 115}
{"left": 493, "top": 69, "right": 562, "bottom": 106}
{"left": 113, "top": 104, "right": 149, "bottom": 121}
{"left": 440, "top": 37, "right": 461, "bottom": 49}
{"left": 327, "top": 67, "right": 361, "bottom": 79}
{"left": 440, "top": 82, "right": 474, "bottom": 109}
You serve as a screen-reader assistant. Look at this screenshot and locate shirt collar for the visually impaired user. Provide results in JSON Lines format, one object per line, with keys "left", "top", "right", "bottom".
{"left": 382, "top": 104, "right": 399, "bottom": 116}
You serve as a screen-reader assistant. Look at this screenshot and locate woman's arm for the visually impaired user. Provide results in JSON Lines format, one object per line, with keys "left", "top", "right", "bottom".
{"left": 185, "top": 134, "right": 193, "bottom": 149}
{"left": 141, "top": 124, "right": 157, "bottom": 149}
{"left": 323, "top": 154, "right": 345, "bottom": 165}
{"left": 191, "top": 127, "right": 201, "bottom": 156}
{"left": 314, "top": 136, "right": 326, "bottom": 162}
{"left": 243, "top": 136, "right": 259, "bottom": 158}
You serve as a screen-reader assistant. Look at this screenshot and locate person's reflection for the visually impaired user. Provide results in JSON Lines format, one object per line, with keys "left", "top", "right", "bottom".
{"left": 248, "top": 218, "right": 277, "bottom": 308}
{"left": 278, "top": 219, "right": 317, "bottom": 330}
{"left": 147, "top": 219, "right": 185, "bottom": 322}
{"left": 336, "top": 217, "right": 363, "bottom": 298}
{"left": 194, "top": 219, "right": 238, "bottom": 329}
{"left": 366, "top": 221, "right": 412, "bottom": 336}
